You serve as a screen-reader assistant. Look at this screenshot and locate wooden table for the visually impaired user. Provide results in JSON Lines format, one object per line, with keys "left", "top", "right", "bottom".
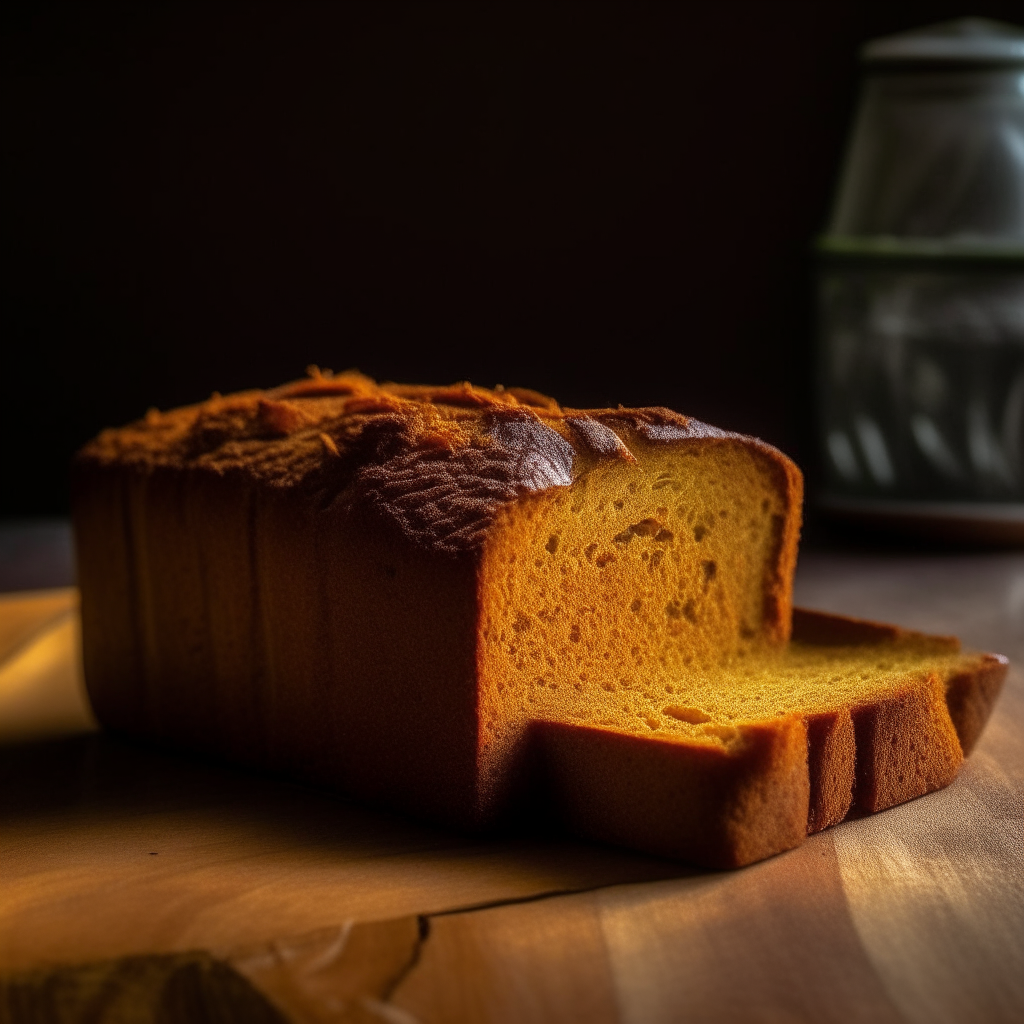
{"left": 1, "top": 550, "right": 1022, "bottom": 1023}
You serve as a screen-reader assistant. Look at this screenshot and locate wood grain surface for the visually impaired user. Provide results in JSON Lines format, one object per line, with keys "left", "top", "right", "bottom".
{"left": 1, "top": 551, "right": 1022, "bottom": 1023}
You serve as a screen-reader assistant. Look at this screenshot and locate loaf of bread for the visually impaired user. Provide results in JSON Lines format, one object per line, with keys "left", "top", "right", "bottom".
{"left": 73, "top": 372, "right": 1007, "bottom": 867}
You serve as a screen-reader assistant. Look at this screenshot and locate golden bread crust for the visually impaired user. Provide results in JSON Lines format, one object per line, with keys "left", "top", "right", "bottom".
{"left": 77, "top": 372, "right": 798, "bottom": 565}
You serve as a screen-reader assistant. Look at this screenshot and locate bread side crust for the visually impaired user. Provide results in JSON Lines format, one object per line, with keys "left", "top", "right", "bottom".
{"left": 535, "top": 716, "right": 810, "bottom": 869}
{"left": 758, "top": 454, "right": 803, "bottom": 646}
{"left": 74, "top": 457, "right": 486, "bottom": 826}
{"left": 850, "top": 672, "right": 963, "bottom": 815}
{"left": 944, "top": 653, "right": 1009, "bottom": 755}
{"left": 805, "top": 709, "right": 855, "bottom": 833}
{"left": 791, "top": 606, "right": 960, "bottom": 650}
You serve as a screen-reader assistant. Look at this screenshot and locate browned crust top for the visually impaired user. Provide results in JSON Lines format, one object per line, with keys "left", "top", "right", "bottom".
{"left": 76, "top": 369, "right": 798, "bottom": 555}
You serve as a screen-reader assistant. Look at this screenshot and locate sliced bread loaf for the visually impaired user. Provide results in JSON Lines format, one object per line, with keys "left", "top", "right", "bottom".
{"left": 72, "top": 373, "right": 1007, "bottom": 865}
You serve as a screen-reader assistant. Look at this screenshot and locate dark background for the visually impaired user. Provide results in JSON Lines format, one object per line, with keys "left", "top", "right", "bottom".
{"left": 4, "top": 2, "right": 1022, "bottom": 517}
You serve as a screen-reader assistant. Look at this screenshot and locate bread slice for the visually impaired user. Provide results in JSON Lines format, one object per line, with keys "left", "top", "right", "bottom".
{"left": 72, "top": 373, "right": 1007, "bottom": 866}
{"left": 536, "top": 608, "right": 1007, "bottom": 866}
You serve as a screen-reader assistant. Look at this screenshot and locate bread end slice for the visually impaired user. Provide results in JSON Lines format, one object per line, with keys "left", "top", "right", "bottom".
{"left": 531, "top": 609, "right": 1008, "bottom": 868}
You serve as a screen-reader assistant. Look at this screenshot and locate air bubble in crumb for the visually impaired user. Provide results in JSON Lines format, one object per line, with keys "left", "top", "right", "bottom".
{"left": 664, "top": 705, "right": 712, "bottom": 724}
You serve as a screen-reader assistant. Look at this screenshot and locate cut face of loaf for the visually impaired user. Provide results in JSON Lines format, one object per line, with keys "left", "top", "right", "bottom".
{"left": 72, "top": 373, "right": 1006, "bottom": 868}
{"left": 474, "top": 426, "right": 801, "bottom": 812}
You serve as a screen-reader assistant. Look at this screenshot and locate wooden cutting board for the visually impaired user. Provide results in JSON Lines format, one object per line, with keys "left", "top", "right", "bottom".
{"left": 2, "top": 557, "right": 1022, "bottom": 1024}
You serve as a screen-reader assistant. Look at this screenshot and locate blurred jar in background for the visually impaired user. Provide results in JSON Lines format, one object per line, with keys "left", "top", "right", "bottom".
{"left": 817, "top": 18, "right": 1024, "bottom": 542}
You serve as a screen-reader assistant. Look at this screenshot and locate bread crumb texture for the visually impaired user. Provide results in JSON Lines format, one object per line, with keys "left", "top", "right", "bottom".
{"left": 73, "top": 371, "right": 1006, "bottom": 869}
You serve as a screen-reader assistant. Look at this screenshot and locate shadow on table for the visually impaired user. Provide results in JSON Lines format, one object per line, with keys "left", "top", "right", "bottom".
{"left": 0, "top": 729, "right": 688, "bottom": 879}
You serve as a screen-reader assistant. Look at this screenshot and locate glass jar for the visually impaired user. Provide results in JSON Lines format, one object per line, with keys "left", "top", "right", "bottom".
{"left": 816, "top": 18, "right": 1024, "bottom": 540}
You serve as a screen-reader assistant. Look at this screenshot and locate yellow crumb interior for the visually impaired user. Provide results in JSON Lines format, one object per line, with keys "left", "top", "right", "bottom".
{"left": 477, "top": 437, "right": 794, "bottom": 788}
{"left": 551, "top": 641, "right": 965, "bottom": 742}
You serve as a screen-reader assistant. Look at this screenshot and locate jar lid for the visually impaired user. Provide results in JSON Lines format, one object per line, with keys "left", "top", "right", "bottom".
{"left": 863, "top": 17, "right": 1024, "bottom": 66}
